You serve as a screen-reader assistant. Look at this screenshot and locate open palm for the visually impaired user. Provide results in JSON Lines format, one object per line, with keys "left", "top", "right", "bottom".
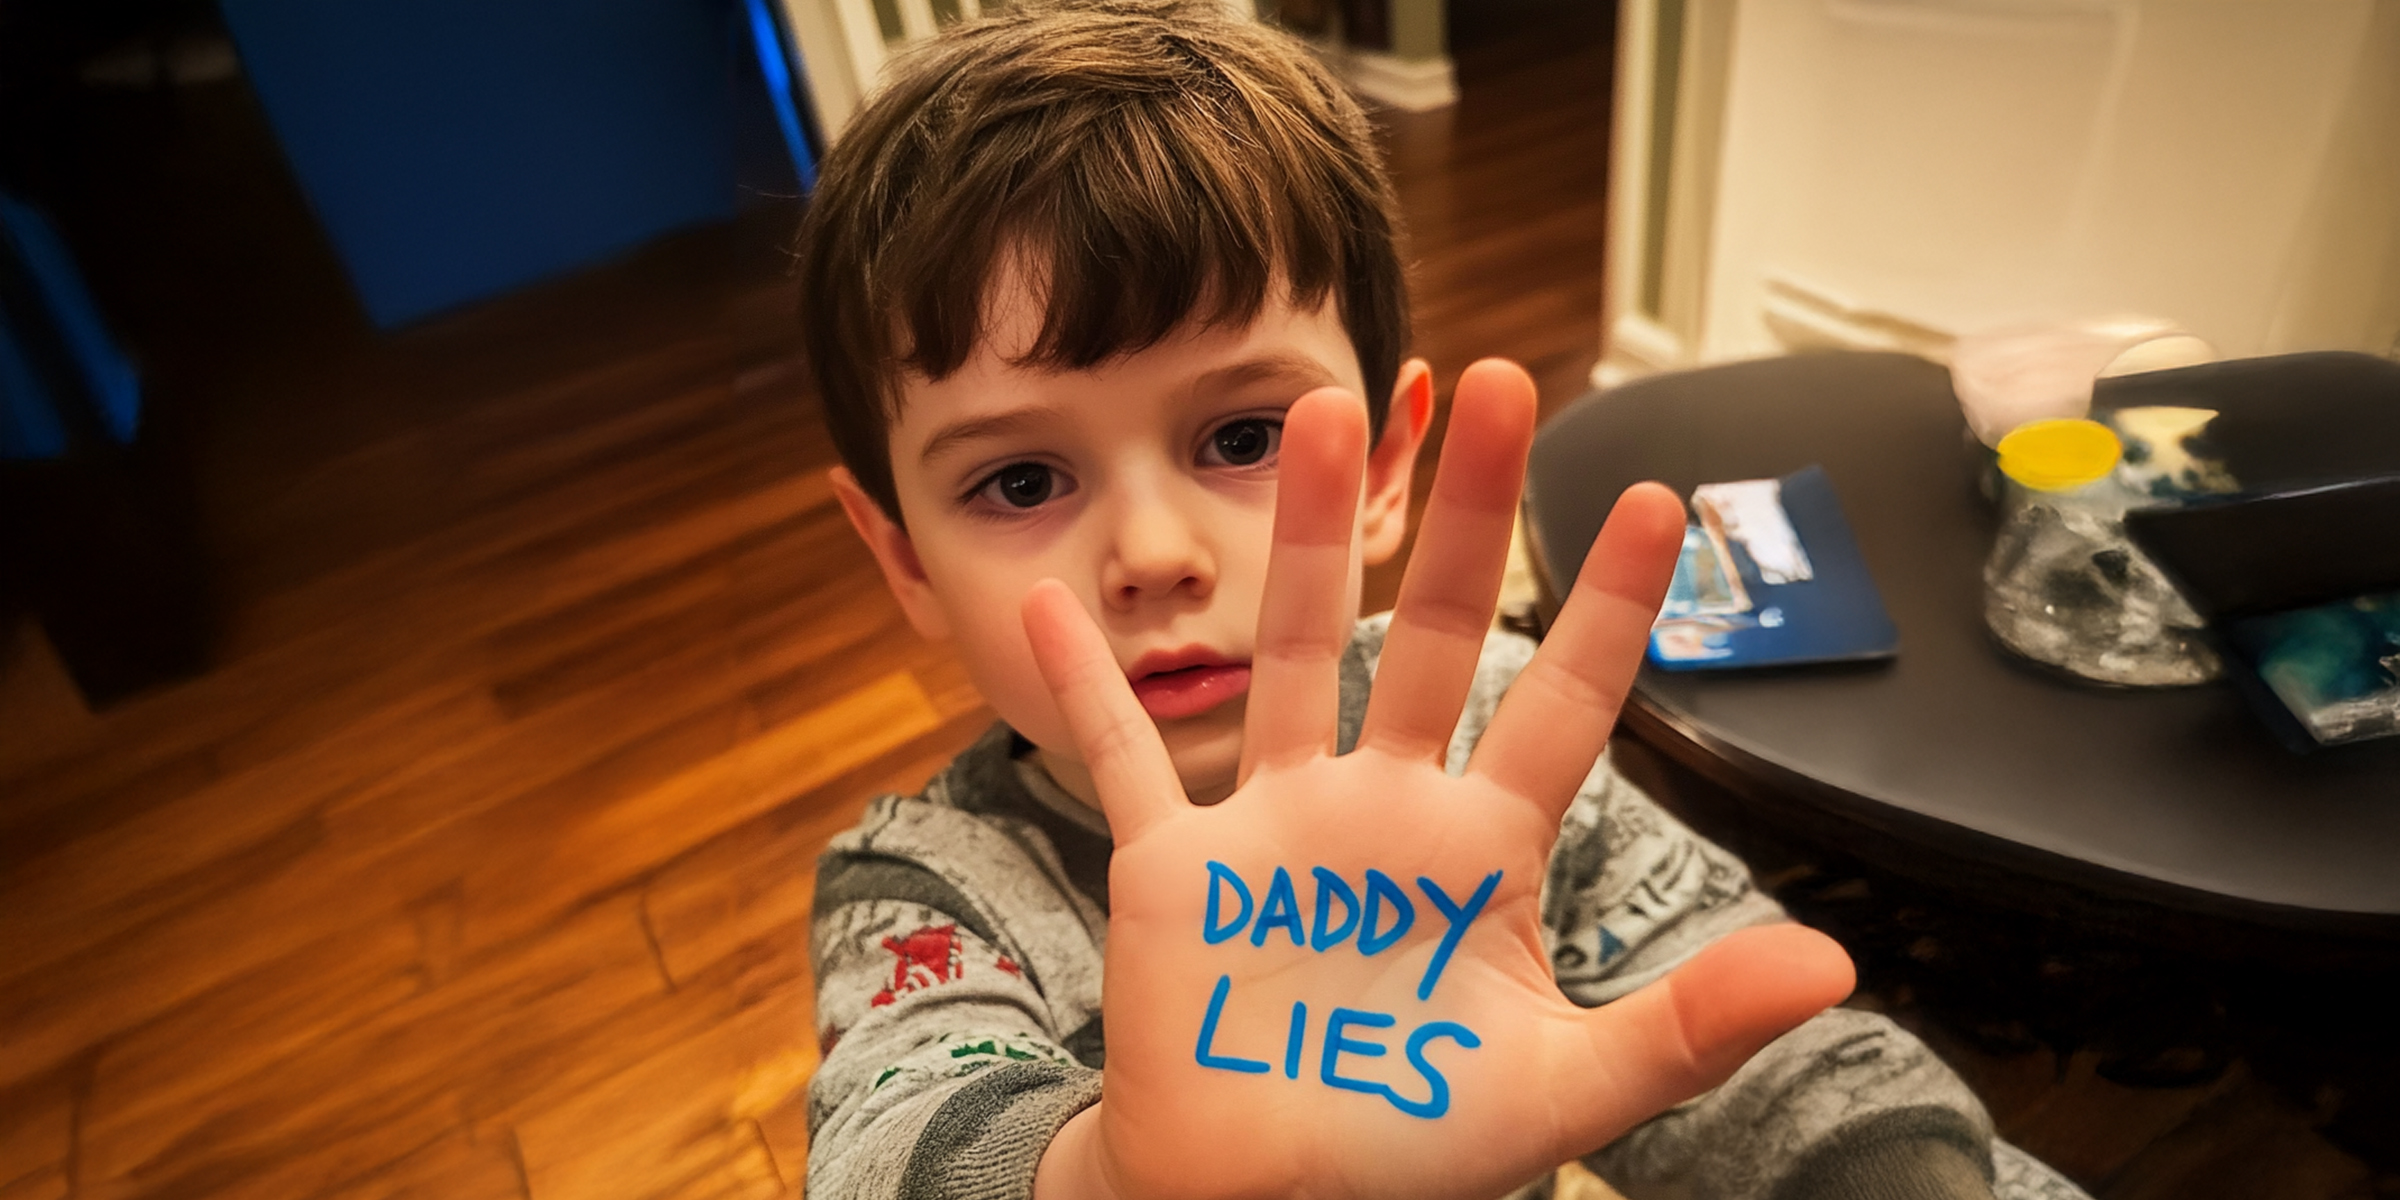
{"left": 1025, "top": 360, "right": 1855, "bottom": 1200}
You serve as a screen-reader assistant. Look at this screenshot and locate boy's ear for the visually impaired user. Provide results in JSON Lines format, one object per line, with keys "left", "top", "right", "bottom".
{"left": 1359, "top": 358, "right": 1435, "bottom": 566}
{"left": 830, "top": 467, "right": 952, "bottom": 640}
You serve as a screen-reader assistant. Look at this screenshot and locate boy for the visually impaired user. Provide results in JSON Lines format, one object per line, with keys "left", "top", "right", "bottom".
{"left": 795, "top": 3, "right": 2092, "bottom": 1198}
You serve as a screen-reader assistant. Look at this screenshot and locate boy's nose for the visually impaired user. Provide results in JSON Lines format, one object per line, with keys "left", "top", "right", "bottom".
{"left": 1100, "top": 492, "right": 1216, "bottom": 610}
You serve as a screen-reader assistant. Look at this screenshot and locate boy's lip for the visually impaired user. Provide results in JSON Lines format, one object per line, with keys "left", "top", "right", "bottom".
{"left": 1125, "top": 646, "right": 1251, "bottom": 721}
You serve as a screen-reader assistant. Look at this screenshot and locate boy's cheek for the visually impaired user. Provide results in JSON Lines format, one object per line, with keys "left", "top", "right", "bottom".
{"left": 948, "top": 607, "right": 1249, "bottom": 807}
{"left": 949, "top": 601, "right": 1074, "bottom": 745}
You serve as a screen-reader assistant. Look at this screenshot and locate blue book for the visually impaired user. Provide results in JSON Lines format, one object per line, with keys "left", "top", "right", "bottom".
{"left": 1647, "top": 464, "right": 1898, "bottom": 670}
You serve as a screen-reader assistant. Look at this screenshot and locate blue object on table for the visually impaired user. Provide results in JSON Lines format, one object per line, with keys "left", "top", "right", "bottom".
{"left": 218, "top": 0, "right": 758, "bottom": 327}
{"left": 1647, "top": 464, "right": 1899, "bottom": 670}
{"left": 0, "top": 191, "right": 141, "bottom": 459}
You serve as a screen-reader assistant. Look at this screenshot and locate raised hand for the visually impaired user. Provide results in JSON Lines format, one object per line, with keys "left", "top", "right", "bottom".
{"left": 1025, "top": 360, "right": 1855, "bottom": 1200}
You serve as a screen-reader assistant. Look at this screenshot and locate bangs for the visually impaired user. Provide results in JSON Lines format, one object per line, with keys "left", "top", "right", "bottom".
{"left": 887, "top": 66, "right": 1358, "bottom": 381}
{"left": 795, "top": 0, "right": 1407, "bottom": 517}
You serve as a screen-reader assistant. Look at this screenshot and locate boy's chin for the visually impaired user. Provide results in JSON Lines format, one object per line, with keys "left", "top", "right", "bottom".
{"left": 1154, "top": 698, "right": 1249, "bottom": 805}
{"left": 1029, "top": 698, "right": 1248, "bottom": 809}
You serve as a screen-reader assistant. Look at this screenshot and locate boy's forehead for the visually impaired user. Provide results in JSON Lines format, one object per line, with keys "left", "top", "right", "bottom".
{"left": 893, "top": 273, "right": 1363, "bottom": 457}
{"left": 967, "top": 254, "right": 1346, "bottom": 369}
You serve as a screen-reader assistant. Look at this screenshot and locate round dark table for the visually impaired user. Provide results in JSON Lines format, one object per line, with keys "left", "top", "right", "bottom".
{"left": 1523, "top": 352, "right": 2400, "bottom": 937}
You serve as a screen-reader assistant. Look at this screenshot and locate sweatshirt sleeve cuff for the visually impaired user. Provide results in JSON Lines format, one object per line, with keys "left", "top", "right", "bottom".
{"left": 895, "top": 1061, "right": 1105, "bottom": 1200}
{"left": 1772, "top": 1106, "right": 1997, "bottom": 1200}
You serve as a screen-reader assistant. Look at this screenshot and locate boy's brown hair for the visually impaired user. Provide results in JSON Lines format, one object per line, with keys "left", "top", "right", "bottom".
{"left": 794, "top": 0, "right": 1409, "bottom": 520}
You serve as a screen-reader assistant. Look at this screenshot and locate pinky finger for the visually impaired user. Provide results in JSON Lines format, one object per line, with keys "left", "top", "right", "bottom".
{"left": 1022, "top": 579, "right": 1189, "bottom": 841}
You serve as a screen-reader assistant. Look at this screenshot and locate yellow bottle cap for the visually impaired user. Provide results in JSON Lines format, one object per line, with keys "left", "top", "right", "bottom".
{"left": 1997, "top": 418, "right": 2122, "bottom": 492}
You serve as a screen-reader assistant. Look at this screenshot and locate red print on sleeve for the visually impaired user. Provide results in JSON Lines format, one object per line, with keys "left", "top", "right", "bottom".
{"left": 871, "top": 924, "right": 965, "bottom": 1007}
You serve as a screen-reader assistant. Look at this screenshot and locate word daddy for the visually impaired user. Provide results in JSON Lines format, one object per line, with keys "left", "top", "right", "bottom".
{"left": 1191, "top": 861, "right": 1501, "bottom": 1119}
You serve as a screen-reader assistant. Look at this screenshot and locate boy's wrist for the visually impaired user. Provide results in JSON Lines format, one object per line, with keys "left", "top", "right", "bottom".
{"left": 1033, "top": 1104, "right": 1124, "bottom": 1200}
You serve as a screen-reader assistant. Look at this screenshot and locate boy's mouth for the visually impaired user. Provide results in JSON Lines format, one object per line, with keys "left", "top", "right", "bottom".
{"left": 1126, "top": 648, "right": 1251, "bottom": 721}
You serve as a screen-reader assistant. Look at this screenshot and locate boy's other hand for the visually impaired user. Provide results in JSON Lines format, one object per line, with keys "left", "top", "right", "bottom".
{"left": 1024, "top": 360, "right": 1855, "bottom": 1200}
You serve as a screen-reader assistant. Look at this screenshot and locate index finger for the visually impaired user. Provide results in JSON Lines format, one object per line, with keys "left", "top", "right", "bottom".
{"left": 1023, "top": 579, "right": 1189, "bottom": 841}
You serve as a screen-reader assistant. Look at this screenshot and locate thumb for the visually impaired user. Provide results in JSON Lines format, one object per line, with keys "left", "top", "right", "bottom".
{"left": 1549, "top": 923, "right": 1856, "bottom": 1155}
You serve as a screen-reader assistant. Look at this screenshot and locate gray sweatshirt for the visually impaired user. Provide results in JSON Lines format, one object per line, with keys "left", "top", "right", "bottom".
{"left": 805, "top": 616, "right": 2090, "bottom": 1200}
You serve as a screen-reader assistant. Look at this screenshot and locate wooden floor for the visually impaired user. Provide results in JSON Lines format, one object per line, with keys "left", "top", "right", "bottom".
{"left": 0, "top": 5, "right": 2385, "bottom": 1199}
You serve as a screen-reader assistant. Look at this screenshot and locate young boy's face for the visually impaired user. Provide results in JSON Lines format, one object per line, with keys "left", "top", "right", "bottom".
{"left": 834, "top": 270, "right": 1430, "bottom": 808}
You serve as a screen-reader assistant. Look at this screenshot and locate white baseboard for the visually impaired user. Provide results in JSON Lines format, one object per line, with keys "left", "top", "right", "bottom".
{"left": 1594, "top": 312, "right": 1687, "bottom": 388}
{"left": 1305, "top": 39, "right": 1458, "bottom": 113}
{"left": 1757, "top": 273, "right": 1956, "bottom": 361}
{"left": 1342, "top": 49, "right": 1458, "bottom": 112}
{"left": 1596, "top": 277, "right": 1961, "bottom": 392}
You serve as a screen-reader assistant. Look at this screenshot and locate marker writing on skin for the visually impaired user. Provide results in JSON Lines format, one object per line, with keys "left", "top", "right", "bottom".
{"left": 1191, "top": 860, "right": 1497, "bottom": 1118}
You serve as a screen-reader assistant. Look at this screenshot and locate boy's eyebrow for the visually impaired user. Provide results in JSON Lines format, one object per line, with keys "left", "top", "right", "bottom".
{"left": 918, "top": 354, "right": 1342, "bottom": 466}
{"left": 919, "top": 406, "right": 1066, "bottom": 465}
{"left": 1191, "top": 352, "right": 1343, "bottom": 397}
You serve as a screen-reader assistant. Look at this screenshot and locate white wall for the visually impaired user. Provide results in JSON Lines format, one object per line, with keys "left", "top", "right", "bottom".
{"left": 1604, "top": 0, "right": 2400, "bottom": 380}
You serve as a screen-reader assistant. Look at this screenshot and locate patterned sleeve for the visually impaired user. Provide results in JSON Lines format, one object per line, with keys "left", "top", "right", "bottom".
{"left": 805, "top": 860, "right": 1101, "bottom": 1199}
{"left": 1543, "top": 766, "right": 2097, "bottom": 1200}
{"left": 1442, "top": 625, "right": 2068, "bottom": 1200}
{"left": 1537, "top": 755, "right": 1790, "bottom": 1005}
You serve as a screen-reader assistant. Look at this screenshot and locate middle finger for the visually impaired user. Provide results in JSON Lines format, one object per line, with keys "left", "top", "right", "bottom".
{"left": 1239, "top": 387, "right": 1369, "bottom": 781}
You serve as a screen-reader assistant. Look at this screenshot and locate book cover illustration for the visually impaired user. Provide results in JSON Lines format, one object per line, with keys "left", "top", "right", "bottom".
{"left": 2225, "top": 591, "right": 2400, "bottom": 748}
{"left": 1647, "top": 464, "right": 1899, "bottom": 670}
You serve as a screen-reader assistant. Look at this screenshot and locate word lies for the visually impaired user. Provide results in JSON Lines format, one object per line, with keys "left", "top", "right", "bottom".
{"left": 1194, "top": 975, "right": 1483, "bottom": 1119}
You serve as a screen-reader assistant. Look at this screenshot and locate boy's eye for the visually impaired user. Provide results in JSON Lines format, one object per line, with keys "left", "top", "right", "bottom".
{"left": 981, "top": 462, "right": 1057, "bottom": 508}
{"left": 1206, "top": 418, "right": 1281, "bottom": 468}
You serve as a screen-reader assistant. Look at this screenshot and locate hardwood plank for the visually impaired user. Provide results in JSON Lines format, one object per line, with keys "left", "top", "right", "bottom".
{"left": 458, "top": 913, "right": 805, "bottom": 1142}
{"left": 76, "top": 896, "right": 661, "bottom": 1200}
{"left": 0, "top": 1067, "right": 74, "bottom": 1200}
{"left": 515, "top": 995, "right": 806, "bottom": 1200}
{"left": 2102, "top": 1084, "right": 2373, "bottom": 1200}
{"left": 739, "top": 619, "right": 960, "bottom": 736}
{"left": 481, "top": 507, "right": 866, "bottom": 720}
{"left": 0, "top": 741, "right": 219, "bottom": 881}
{"left": 755, "top": 1106, "right": 810, "bottom": 1194}
{"left": 641, "top": 708, "right": 989, "bottom": 990}
{"left": 218, "top": 337, "right": 801, "bottom": 607}
{"left": 0, "top": 617, "right": 101, "bottom": 780}
{"left": 2, "top": 589, "right": 917, "bottom": 1090}
{"left": 0, "top": 814, "right": 341, "bottom": 1094}
{"left": 312, "top": 1127, "right": 525, "bottom": 1200}
{"left": 598, "top": 712, "right": 990, "bottom": 1194}
{"left": 79, "top": 919, "right": 429, "bottom": 1160}
{"left": 455, "top": 669, "right": 943, "bottom": 955}
{"left": 214, "top": 397, "right": 828, "bottom": 675}
{"left": 0, "top": 1171, "right": 69, "bottom": 1200}
{"left": 326, "top": 583, "right": 900, "bottom": 854}
{"left": 0, "top": 676, "right": 501, "bottom": 988}
{"left": 1983, "top": 1051, "right": 2243, "bottom": 1185}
